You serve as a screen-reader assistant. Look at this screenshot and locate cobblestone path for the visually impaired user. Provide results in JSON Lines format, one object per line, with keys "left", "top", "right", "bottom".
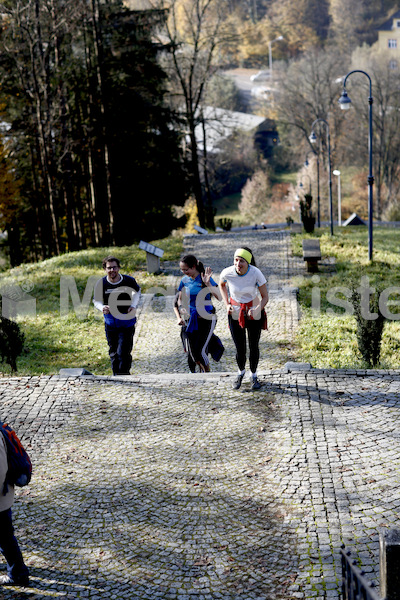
{"left": 0, "top": 374, "right": 301, "bottom": 600}
{"left": 0, "top": 230, "right": 398, "bottom": 600}
{"left": 2, "top": 369, "right": 400, "bottom": 600}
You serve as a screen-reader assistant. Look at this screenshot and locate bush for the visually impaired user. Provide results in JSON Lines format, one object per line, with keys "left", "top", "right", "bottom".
{"left": 300, "top": 193, "right": 315, "bottom": 233}
{"left": 204, "top": 74, "right": 241, "bottom": 111}
{"left": 218, "top": 218, "right": 233, "bottom": 231}
{"left": 172, "top": 197, "right": 199, "bottom": 234}
{"left": 0, "top": 317, "right": 25, "bottom": 372}
{"left": 383, "top": 200, "right": 400, "bottom": 222}
{"left": 350, "top": 281, "right": 386, "bottom": 367}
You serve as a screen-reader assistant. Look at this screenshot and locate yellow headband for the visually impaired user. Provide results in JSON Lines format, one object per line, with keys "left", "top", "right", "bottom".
{"left": 234, "top": 248, "right": 252, "bottom": 264}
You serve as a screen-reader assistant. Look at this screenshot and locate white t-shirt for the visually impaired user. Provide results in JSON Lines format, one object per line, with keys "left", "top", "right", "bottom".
{"left": 219, "top": 264, "right": 267, "bottom": 304}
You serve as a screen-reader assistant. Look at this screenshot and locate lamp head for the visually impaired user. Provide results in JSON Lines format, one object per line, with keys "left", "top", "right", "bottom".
{"left": 309, "top": 131, "right": 317, "bottom": 144}
{"left": 270, "top": 35, "right": 284, "bottom": 44}
{"left": 338, "top": 89, "right": 351, "bottom": 110}
{"left": 333, "top": 169, "right": 341, "bottom": 176}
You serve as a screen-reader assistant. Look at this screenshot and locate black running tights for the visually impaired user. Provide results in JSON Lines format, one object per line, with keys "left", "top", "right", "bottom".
{"left": 228, "top": 315, "right": 262, "bottom": 373}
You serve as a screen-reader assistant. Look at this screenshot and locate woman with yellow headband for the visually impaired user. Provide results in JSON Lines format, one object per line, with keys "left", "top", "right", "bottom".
{"left": 219, "top": 246, "right": 268, "bottom": 390}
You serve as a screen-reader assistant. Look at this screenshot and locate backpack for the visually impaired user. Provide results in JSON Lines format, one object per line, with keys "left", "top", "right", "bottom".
{"left": 0, "top": 422, "right": 32, "bottom": 495}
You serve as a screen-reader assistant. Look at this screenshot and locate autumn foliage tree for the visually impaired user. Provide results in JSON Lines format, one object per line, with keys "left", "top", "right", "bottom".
{"left": 0, "top": 121, "right": 23, "bottom": 266}
{"left": 239, "top": 169, "right": 271, "bottom": 223}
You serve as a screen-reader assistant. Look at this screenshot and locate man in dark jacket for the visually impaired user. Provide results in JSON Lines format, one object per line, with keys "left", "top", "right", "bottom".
{"left": 94, "top": 256, "right": 141, "bottom": 375}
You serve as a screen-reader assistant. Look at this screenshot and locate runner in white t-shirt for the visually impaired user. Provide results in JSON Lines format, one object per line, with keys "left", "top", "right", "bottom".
{"left": 219, "top": 247, "right": 268, "bottom": 390}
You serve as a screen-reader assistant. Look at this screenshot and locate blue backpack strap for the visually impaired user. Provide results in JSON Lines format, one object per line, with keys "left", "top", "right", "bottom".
{"left": 0, "top": 422, "right": 9, "bottom": 495}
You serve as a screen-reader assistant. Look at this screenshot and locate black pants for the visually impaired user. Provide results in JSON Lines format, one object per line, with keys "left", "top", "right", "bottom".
{"left": 0, "top": 508, "right": 29, "bottom": 583}
{"left": 105, "top": 325, "right": 135, "bottom": 375}
{"left": 186, "top": 316, "right": 216, "bottom": 371}
{"left": 228, "top": 314, "right": 262, "bottom": 373}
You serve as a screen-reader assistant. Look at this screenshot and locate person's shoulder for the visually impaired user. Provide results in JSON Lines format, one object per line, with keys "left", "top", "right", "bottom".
{"left": 95, "top": 275, "right": 107, "bottom": 287}
{"left": 123, "top": 274, "right": 139, "bottom": 285}
{"left": 220, "top": 265, "right": 234, "bottom": 277}
{"left": 250, "top": 265, "right": 263, "bottom": 274}
{"left": 251, "top": 265, "right": 266, "bottom": 280}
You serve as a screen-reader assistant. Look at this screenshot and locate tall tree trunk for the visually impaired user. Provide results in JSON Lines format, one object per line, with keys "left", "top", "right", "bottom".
{"left": 91, "top": 0, "right": 115, "bottom": 244}
{"left": 74, "top": 52, "right": 101, "bottom": 247}
{"left": 201, "top": 115, "right": 214, "bottom": 229}
{"left": 28, "top": 139, "right": 48, "bottom": 258}
{"left": 33, "top": 0, "right": 60, "bottom": 254}
{"left": 189, "top": 127, "right": 205, "bottom": 228}
{"left": 87, "top": 147, "right": 101, "bottom": 245}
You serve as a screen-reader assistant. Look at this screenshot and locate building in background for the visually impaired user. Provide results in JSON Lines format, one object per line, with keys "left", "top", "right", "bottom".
{"left": 376, "top": 9, "right": 400, "bottom": 70}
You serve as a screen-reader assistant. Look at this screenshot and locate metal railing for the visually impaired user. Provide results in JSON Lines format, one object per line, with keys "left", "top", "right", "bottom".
{"left": 341, "top": 545, "right": 381, "bottom": 600}
{"left": 341, "top": 529, "right": 400, "bottom": 600}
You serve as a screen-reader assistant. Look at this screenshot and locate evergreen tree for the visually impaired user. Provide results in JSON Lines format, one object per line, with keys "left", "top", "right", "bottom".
{"left": 96, "top": 6, "right": 187, "bottom": 245}
{"left": 0, "top": 0, "right": 186, "bottom": 262}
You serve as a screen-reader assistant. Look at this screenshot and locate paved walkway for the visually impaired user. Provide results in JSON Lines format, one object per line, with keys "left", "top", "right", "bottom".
{"left": 0, "top": 231, "right": 398, "bottom": 600}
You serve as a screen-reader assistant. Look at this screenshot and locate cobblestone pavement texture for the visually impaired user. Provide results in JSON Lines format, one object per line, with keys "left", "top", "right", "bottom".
{"left": 0, "top": 231, "right": 397, "bottom": 600}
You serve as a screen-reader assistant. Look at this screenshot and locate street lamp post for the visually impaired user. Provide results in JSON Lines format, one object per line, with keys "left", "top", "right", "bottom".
{"left": 338, "top": 70, "right": 374, "bottom": 261}
{"left": 309, "top": 118, "right": 333, "bottom": 235}
{"left": 300, "top": 174, "right": 312, "bottom": 195}
{"left": 268, "top": 35, "right": 283, "bottom": 79}
{"left": 295, "top": 193, "right": 301, "bottom": 222}
{"left": 332, "top": 169, "right": 341, "bottom": 226}
{"left": 304, "top": 151, "right": 312, "bottom": 167}
{"left": 305, "top": 151, "right": 320, "bottom": 227}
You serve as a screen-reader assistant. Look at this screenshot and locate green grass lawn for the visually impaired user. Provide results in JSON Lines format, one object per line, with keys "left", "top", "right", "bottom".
{"left": 213, "top": 193, "right": 244, "bottom": 227}
{"left": 292, "top": 226, "right": 400, "bottom": 369}
{"left": 1, "top": 236, "right": 184, "bottom": 377}
{"left": 270, "top": 170, "right": 298, "bottom": 186}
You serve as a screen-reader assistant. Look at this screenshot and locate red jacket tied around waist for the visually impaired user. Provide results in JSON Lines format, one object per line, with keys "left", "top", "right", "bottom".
{"left": 229, "top": 298, "right": 267, "bottom": 330}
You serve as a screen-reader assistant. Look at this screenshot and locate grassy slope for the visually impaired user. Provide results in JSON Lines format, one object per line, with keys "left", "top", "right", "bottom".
{"left": 213, "top": 193, "right": 243, "bottom": 227}
{"left": 1, "top": 237, "right": 183, "bottom": 376}
{"left": 292, "top": 226, "right": 400, "bottom": 369}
